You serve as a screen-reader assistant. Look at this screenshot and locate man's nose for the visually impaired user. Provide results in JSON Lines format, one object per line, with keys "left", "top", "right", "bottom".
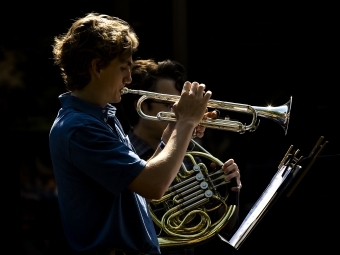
{"left": 124, "top": 69, "right": 132, "bottom": 84}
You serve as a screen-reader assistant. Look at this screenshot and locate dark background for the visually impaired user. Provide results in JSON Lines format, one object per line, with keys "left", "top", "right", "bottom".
{"left": 1, "top": 1, "right": 338, "bottom": 254}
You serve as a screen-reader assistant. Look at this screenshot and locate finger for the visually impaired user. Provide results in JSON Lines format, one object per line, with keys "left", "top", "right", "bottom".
{"left": 222, "top": 159, "right": 235, "bottom": 170}
{"left": 203, "top": 90, "right": 212, "bottom": 101}
{"left": 231, "top": 183, "right": 242, "bottom": 192}
{"left": 182, "top": 81, "right": 191, "bottom": 95}
{"left": 211, "top": 110, "right": 220, "bottom": 119}
{"left": 193, "top": 130, "right": 203, "bottom": 138}
{"left": 226, "top": 166, "right": 240, "bottom": 177}
{"left": 224, "top": 169, "right": 240, "bottom": 181}
{"left": 196, "top": 83, "right": 206, "bottom": 96}
{"left": 195, "top": 130, "right": 204, "bottom": 138}
{"left": 203, "top": 110, "right": 219, "bottom": 120}
{"left": 189, "top": 82, "right": 199, "bottom": 96}
{"left": 203, "top": 112, "right": 214, "bottom": 119}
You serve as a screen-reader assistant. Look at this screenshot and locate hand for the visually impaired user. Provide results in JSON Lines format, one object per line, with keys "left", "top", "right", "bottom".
{"left": 192, "top": 109, "right": 219, "bottom": 138}
{"left": 162, "top": 106, "right": 217, "bottom": 142}
{"left": 221, "top": 159, "right": 242, "bottom": 192}
{"left": 204, "top": 109, "right": 219, "bottom": 120}
{"left": 172, "top": 81, "right": 211, "bottom": 128}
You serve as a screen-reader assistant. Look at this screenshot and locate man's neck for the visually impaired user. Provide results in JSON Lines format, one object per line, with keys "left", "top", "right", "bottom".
{"left": 71, "top": 82, "right": 107, "bottom": 108}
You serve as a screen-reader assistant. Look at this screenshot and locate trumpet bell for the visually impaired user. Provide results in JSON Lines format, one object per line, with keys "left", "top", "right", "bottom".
{"left": 253, "top": 96, "right": 292, "bottom": 135}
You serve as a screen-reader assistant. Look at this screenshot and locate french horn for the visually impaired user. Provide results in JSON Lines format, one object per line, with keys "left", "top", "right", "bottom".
{"left": 148, "top": 140, "right": 239, "bottom": 248}
{"left": 121, "top": 87, "right": 292, "bottom": 248}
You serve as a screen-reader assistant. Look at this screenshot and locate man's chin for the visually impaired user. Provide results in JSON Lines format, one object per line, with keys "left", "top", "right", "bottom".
{"left": 112, "top": 97, "right": 122, "bottom": 104}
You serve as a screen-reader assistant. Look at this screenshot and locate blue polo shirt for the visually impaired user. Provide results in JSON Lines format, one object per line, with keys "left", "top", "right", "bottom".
{"left": 49, "top": 92, "right": 160, "bottom": 254}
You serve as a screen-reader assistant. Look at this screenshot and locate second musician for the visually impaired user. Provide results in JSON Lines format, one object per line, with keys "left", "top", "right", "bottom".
{"left": 118, "top": 58, "right": 242, "bottom": 255}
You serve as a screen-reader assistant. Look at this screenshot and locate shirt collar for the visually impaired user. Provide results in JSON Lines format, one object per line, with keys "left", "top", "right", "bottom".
{"left": 58, "top": 92, "right": 117, "bottom": 119}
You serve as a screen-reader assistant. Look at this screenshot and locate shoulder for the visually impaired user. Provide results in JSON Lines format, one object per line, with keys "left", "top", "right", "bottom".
{"left": 50, "top": 109, "right": 111, "bottom": 144}
{"left": 57, "top": 108, "right": 105, "bottom": 129}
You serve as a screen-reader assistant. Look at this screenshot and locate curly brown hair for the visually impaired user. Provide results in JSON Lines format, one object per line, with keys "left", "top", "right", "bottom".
{"left": 52, "top": 13, "right": 139, "bottom": 91}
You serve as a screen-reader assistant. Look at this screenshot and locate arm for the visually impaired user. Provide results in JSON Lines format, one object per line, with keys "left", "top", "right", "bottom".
{"left": 142, "top": 110, "right": 217, "bottom": 204}
{"left": 128, "top": 82, "right": 212, "bottom": 199}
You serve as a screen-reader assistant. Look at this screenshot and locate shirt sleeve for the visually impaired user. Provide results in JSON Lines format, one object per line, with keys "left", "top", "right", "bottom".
{"left": 68, "top": 120, "right": 146, "bottom": 196}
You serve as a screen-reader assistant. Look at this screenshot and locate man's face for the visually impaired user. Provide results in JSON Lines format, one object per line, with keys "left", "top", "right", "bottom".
{"left": 99, "top": 57, "right": 132, "bottom": 103}
{"left": 142, "top": 78, "right": 180, "bottom": 138}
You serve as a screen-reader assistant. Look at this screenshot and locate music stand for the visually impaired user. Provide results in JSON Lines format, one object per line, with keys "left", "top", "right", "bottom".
{"left": 218, "top": 136, "right": 328, "bottom": 249}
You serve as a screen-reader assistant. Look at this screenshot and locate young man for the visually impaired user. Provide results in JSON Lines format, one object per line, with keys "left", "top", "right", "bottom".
{"left": 49, "top": 13, "right": 217, "bottom": 255}
{"left": 118, "top": 59, "right": 242, "bottom": 255}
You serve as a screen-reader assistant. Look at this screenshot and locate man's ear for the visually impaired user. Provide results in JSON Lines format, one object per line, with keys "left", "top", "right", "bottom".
{"left": 90, "top": 59, "right": 101, "bottom": 78}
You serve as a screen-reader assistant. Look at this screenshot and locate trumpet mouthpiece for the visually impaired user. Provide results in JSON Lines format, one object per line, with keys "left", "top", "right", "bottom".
{"left": 121, "top": 87, "right": 129, "bottom": 94}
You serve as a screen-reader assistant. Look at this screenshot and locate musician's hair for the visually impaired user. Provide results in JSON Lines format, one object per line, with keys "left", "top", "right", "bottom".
{"left": 119, "top": 59, "right": 187, "bottom": 128}
{"left": 52, "top": 12, "right": 139, "bottom": 91}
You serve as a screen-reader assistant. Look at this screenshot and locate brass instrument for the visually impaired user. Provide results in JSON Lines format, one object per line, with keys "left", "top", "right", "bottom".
{"left": 148, "top": 140, "right": 239, "bottom": 248}
{"left": 121, "top": 87, "right": 292, "bottom": 135}
{"left": 121, "top": 87, "right": 293, "bottom": 248}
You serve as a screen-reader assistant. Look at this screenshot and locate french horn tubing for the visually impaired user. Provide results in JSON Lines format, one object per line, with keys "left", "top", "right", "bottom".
{"left": 121, "top": 87, "right": 292, "bottom": 247}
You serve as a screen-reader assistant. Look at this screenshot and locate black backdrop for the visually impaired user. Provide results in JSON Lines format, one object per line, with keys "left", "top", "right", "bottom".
{"left": 1, "top": 1, "right": 338, "bottom": 254}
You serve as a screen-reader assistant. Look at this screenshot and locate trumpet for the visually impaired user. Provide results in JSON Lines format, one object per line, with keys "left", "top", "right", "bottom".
{"left": 121, "top": 87, "right": 292, "bottom": 135}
